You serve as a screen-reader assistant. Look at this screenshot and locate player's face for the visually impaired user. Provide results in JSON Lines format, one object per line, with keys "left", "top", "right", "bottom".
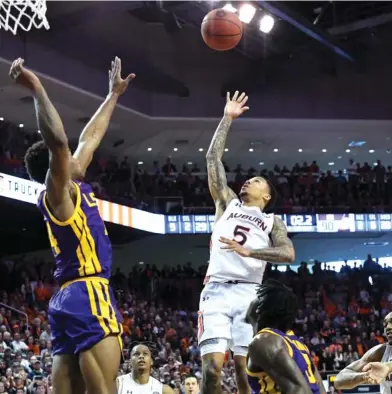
{"left": 240, "top": 177, "right": 271, "bottom": 204}
{"left": 184, "top": 377, "right": 199, "bottom": 394}
{"left": 383, "top": 312, "right": 392, "bottom": 344}
{"left": 131, "top": 345, "right": 152, "bottom": 372}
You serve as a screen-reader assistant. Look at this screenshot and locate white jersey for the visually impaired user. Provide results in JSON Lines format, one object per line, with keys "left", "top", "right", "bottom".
{"left": 206, "top": 199, "right": 274, "bottom": 283}
{"left": 116, "top": 374, "right": 163, "bottom": 394}
{"left": 381, "top": 344, "right": 392, "bottom": 394}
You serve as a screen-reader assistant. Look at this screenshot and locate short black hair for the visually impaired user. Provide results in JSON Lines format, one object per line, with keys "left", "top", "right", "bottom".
{"left": 255, "top": 279, "right": 297, "bottom": 332}
{"left": 24, "top": 141, "right": 49, "bottom": 184}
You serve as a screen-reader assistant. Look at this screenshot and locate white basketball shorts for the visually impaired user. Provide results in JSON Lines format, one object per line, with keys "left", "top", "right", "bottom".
{"left": 198, "top": 282, "right": 257, "bottom": 357}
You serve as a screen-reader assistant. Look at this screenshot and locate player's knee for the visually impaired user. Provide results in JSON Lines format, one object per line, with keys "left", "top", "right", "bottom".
{"left": 202, "top": 358, "right": 222, "bottom": 384}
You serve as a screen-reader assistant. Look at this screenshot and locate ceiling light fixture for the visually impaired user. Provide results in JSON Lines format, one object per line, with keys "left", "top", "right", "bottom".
{"left": 199, "top": 148, "right": 203, "bottom": 152}
{"left": 147, "top": 147, "right": 152, "bottom": 151}
{"left": 0, "top": 117, "right": 3, "bottom": 121}
{"left": 138, "top": 161, "right": 143, "bottom": 165}
{"left": 328, "top": 162, "right": 334, "bottom": 165}
{"left": 224, "top": 148, "right": 229, "bottom": 152}
{"left": 322, "top": 149, "right": 327, "bottom": 152}
{"left": 273, "top": 148, "right": 278, "bottom": 152}
{"left": 239, "top": 4, "right": 256, "bottom": 23}
{"left": 19, "top": 123, "right": 24, "bottom": 128}
{"left": 259, "top": 14, "right": 275, "bottom": 33}
{"left": 259, "top": 162, "right": 264, "bottom": 165}
{"left": 173, "top": 148, "right": 178, "bottom": 151}
{"left": 222, "top": 3, "right": 237, "bottom": 13}
{"left": 37, "top": 130, "right": 41, "bottom": 134}
{"left": 187, "top": 162, "right": 193, "bottom": 165}
{"left": 369, "top": 149, "right": 375, "bottom": 153}
{"left": 249, "top": 148, "right": 254, "bottom": 152}
{"left": 298, "top": 149, "right": 302, "bottom": 152}
{"left": 346, "top": 149, "right": 351, "bottom": 153}
{"left": 337, "top": 156, "right": 342, "bottom": 159}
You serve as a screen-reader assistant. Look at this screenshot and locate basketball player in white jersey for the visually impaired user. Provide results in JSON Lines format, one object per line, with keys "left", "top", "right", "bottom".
{"left": 335, "top": 312, "right": 392, "bottom": 393}
{"left": 116, "top": 344, "right": 174, "bottom": 394}
{"left": 200, "top": 91, "right": 295, "bottom": 394}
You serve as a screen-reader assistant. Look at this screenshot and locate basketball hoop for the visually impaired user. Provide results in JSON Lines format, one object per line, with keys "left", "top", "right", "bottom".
{"left": 0, "top": 0, "right": 49, "bottom": 35}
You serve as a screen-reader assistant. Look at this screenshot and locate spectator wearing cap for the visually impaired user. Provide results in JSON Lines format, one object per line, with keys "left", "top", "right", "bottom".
{"left": 28, "top": 357, "right": 42, "bottom": 380}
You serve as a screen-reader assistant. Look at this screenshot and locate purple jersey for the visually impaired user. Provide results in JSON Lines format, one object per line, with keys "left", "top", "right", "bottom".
{"left": 37, "top": 181, "right": 112, "bottom": 285}
{"left": 247, "top": 328, "right": 320, "bottom": 394}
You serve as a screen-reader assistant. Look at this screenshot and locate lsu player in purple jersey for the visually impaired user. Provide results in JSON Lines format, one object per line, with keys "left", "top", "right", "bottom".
{"left": 9, "top": 57, "right": 135, "bottom": 394}
{"left": 245, "top": 280, "right": 326, "bottom": 394}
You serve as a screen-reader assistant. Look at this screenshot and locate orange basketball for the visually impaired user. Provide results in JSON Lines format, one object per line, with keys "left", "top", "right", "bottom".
{"left": 201, "top": 9, "right": 243, "bottom": 51}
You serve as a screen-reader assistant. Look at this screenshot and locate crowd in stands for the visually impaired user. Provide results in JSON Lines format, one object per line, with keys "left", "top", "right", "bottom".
{"left": 2, "top": 120, "right": 392, "bottom": 215}
{"left": 0, "top": 250, "right": 389, "bottom": 393}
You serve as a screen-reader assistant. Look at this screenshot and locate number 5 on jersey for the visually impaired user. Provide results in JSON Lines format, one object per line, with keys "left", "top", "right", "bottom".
{"left": 233, "top": 225, "right": 250, "bottom": 245}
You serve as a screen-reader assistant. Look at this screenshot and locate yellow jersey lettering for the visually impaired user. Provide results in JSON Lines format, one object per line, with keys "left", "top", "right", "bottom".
{"left": 46, "top": 222, "right": 60, "bottom": 256}
{"left": 287, "top": 338, "right": 316, "bottom": 384}
{"left": 83, "top": 192, "right": 97, "bottom": 207}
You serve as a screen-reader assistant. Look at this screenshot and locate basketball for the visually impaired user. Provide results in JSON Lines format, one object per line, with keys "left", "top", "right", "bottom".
{"left": 201, "top": 9, "right": 243, "bottom": 51}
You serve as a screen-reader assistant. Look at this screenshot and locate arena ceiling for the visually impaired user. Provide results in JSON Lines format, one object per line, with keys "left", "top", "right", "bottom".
{"left": 1, "top": 1, "right": 392, "bottom": 170}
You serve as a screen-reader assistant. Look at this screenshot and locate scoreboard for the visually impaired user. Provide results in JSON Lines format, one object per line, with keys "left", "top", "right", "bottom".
{"left": 164, "top": 213, "right": 392, "bottom": 234}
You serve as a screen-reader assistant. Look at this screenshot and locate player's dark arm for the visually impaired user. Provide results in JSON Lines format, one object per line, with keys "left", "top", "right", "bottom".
{"left": 73, "top": 93, "right": 118, "bottom": 174}
{"left": 9, "top": 58, "right": 70, "bottom": 205}
{"left": 206, "top": 115, "right": 237, "bottom": 211}
{"left": 334, "top": 344, "right": 385, "bottom": 389}
{"left": 249, "top": 216, "right": 295, "bottom": 263}
{"left": 163, "top": 384, "right": 175, "bottom": 394}
{"left": 249, "top": 334, "right": 313, "bottom": 394}
{"left": 312, "top": 362, "right": 327, "bottom": 394}
{"left": 73, "top": 57, "right": 135, "bottom": 174}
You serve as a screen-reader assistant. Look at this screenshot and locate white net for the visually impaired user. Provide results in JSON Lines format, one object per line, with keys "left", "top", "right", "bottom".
{"left": 0, "top": 0, "right": 49, "bottom": 35}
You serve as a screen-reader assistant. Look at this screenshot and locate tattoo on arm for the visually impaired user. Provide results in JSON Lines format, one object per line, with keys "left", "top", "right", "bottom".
{"left": 249, "top": 216, "right": 295, "bottom": 263}
{"left": 206, "top": 115, "right": 236, "bottom": 206}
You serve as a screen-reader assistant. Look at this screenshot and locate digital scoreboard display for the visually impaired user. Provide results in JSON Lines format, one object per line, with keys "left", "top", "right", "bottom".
{"left": 165, "top": 213, "right": 392, "bottom": 234}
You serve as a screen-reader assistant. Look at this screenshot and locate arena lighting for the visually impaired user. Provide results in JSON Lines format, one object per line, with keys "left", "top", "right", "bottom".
{"left": 298, "top": 148, "right": 303, "bottom": 152}
{"left": 199, "top": 148, "right": 204, "bottom": 152}
{"left": 19, "top": 123, "right": 24, "bottom": 128}
{"left": 369, "top": 149, "right": 375, "bottom": 153}
{"left": 259, "top": 14, "right": 274, "bottom": 33}
{"left": 224, "top": 148, "right": 229, "bottom": 152}
{"left": 322, "top": 149, "right": 327, "bottom": 152}
{"left": 0, "top": 117, "right": 3, "bottom": 121}
{"left": 328, "top": 162, "right": 334, "bottom": 165}
{"left": 37, "top": 130, "right": 41, "bottom": 134}
{"left": 173, "top": 147, "right": 178, "bottom": 151}
{"left": 187, "top": 161, "right": 193, "bottom": 165}
{"left": 273, "top": 148, "right": 278, "bottom": 152}
{"left": 259, "top": 162, "right": 264, "bottom": 165}
{"left": 249, "top": 148, "right": 254, "bottom": 152}
{"left": 138, "top": 161, "right": 143, "bottom": 165}
{"left": 147, "top": 147, "right": 152, "bottom": 151}
{"left": 222, "top": 3, "right": 237, "bottom": 13}
{"left": 239, "top": 3, "right": 256, "bottom": 24}
{"left": 346, "top": 149, "right": 351, "bottom": 153}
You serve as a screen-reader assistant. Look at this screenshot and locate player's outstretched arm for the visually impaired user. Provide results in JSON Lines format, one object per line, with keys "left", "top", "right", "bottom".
{"left": 163, "top": 384, "right": 175, "bottom": 394}
{"left": 206, "top": 91, "right": 248, "bottom": 217}
{"left": 334, "top": 344, "right": 385, "bottom": 389}
{"left": 73, "top": 57, "right": 135, "bottom": 174}
{"left": 9, "top": 58, "right": 70, "bottom": 205}
{"left": 249, "top": 334, "right": 313, "bottom": 394}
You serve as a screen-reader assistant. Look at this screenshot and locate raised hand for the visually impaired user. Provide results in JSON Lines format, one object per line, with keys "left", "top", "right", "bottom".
{"left": 224, "top": 91, "right": 249, "bottom": 120}
{"left": 109, "top": 56, "right": 136, "bottom": 96}
{"left": 219, "top": 236, "right": 251, "bottom": 257}
{"left": 9, "top": 58, "right": 41, "bottom": 91}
